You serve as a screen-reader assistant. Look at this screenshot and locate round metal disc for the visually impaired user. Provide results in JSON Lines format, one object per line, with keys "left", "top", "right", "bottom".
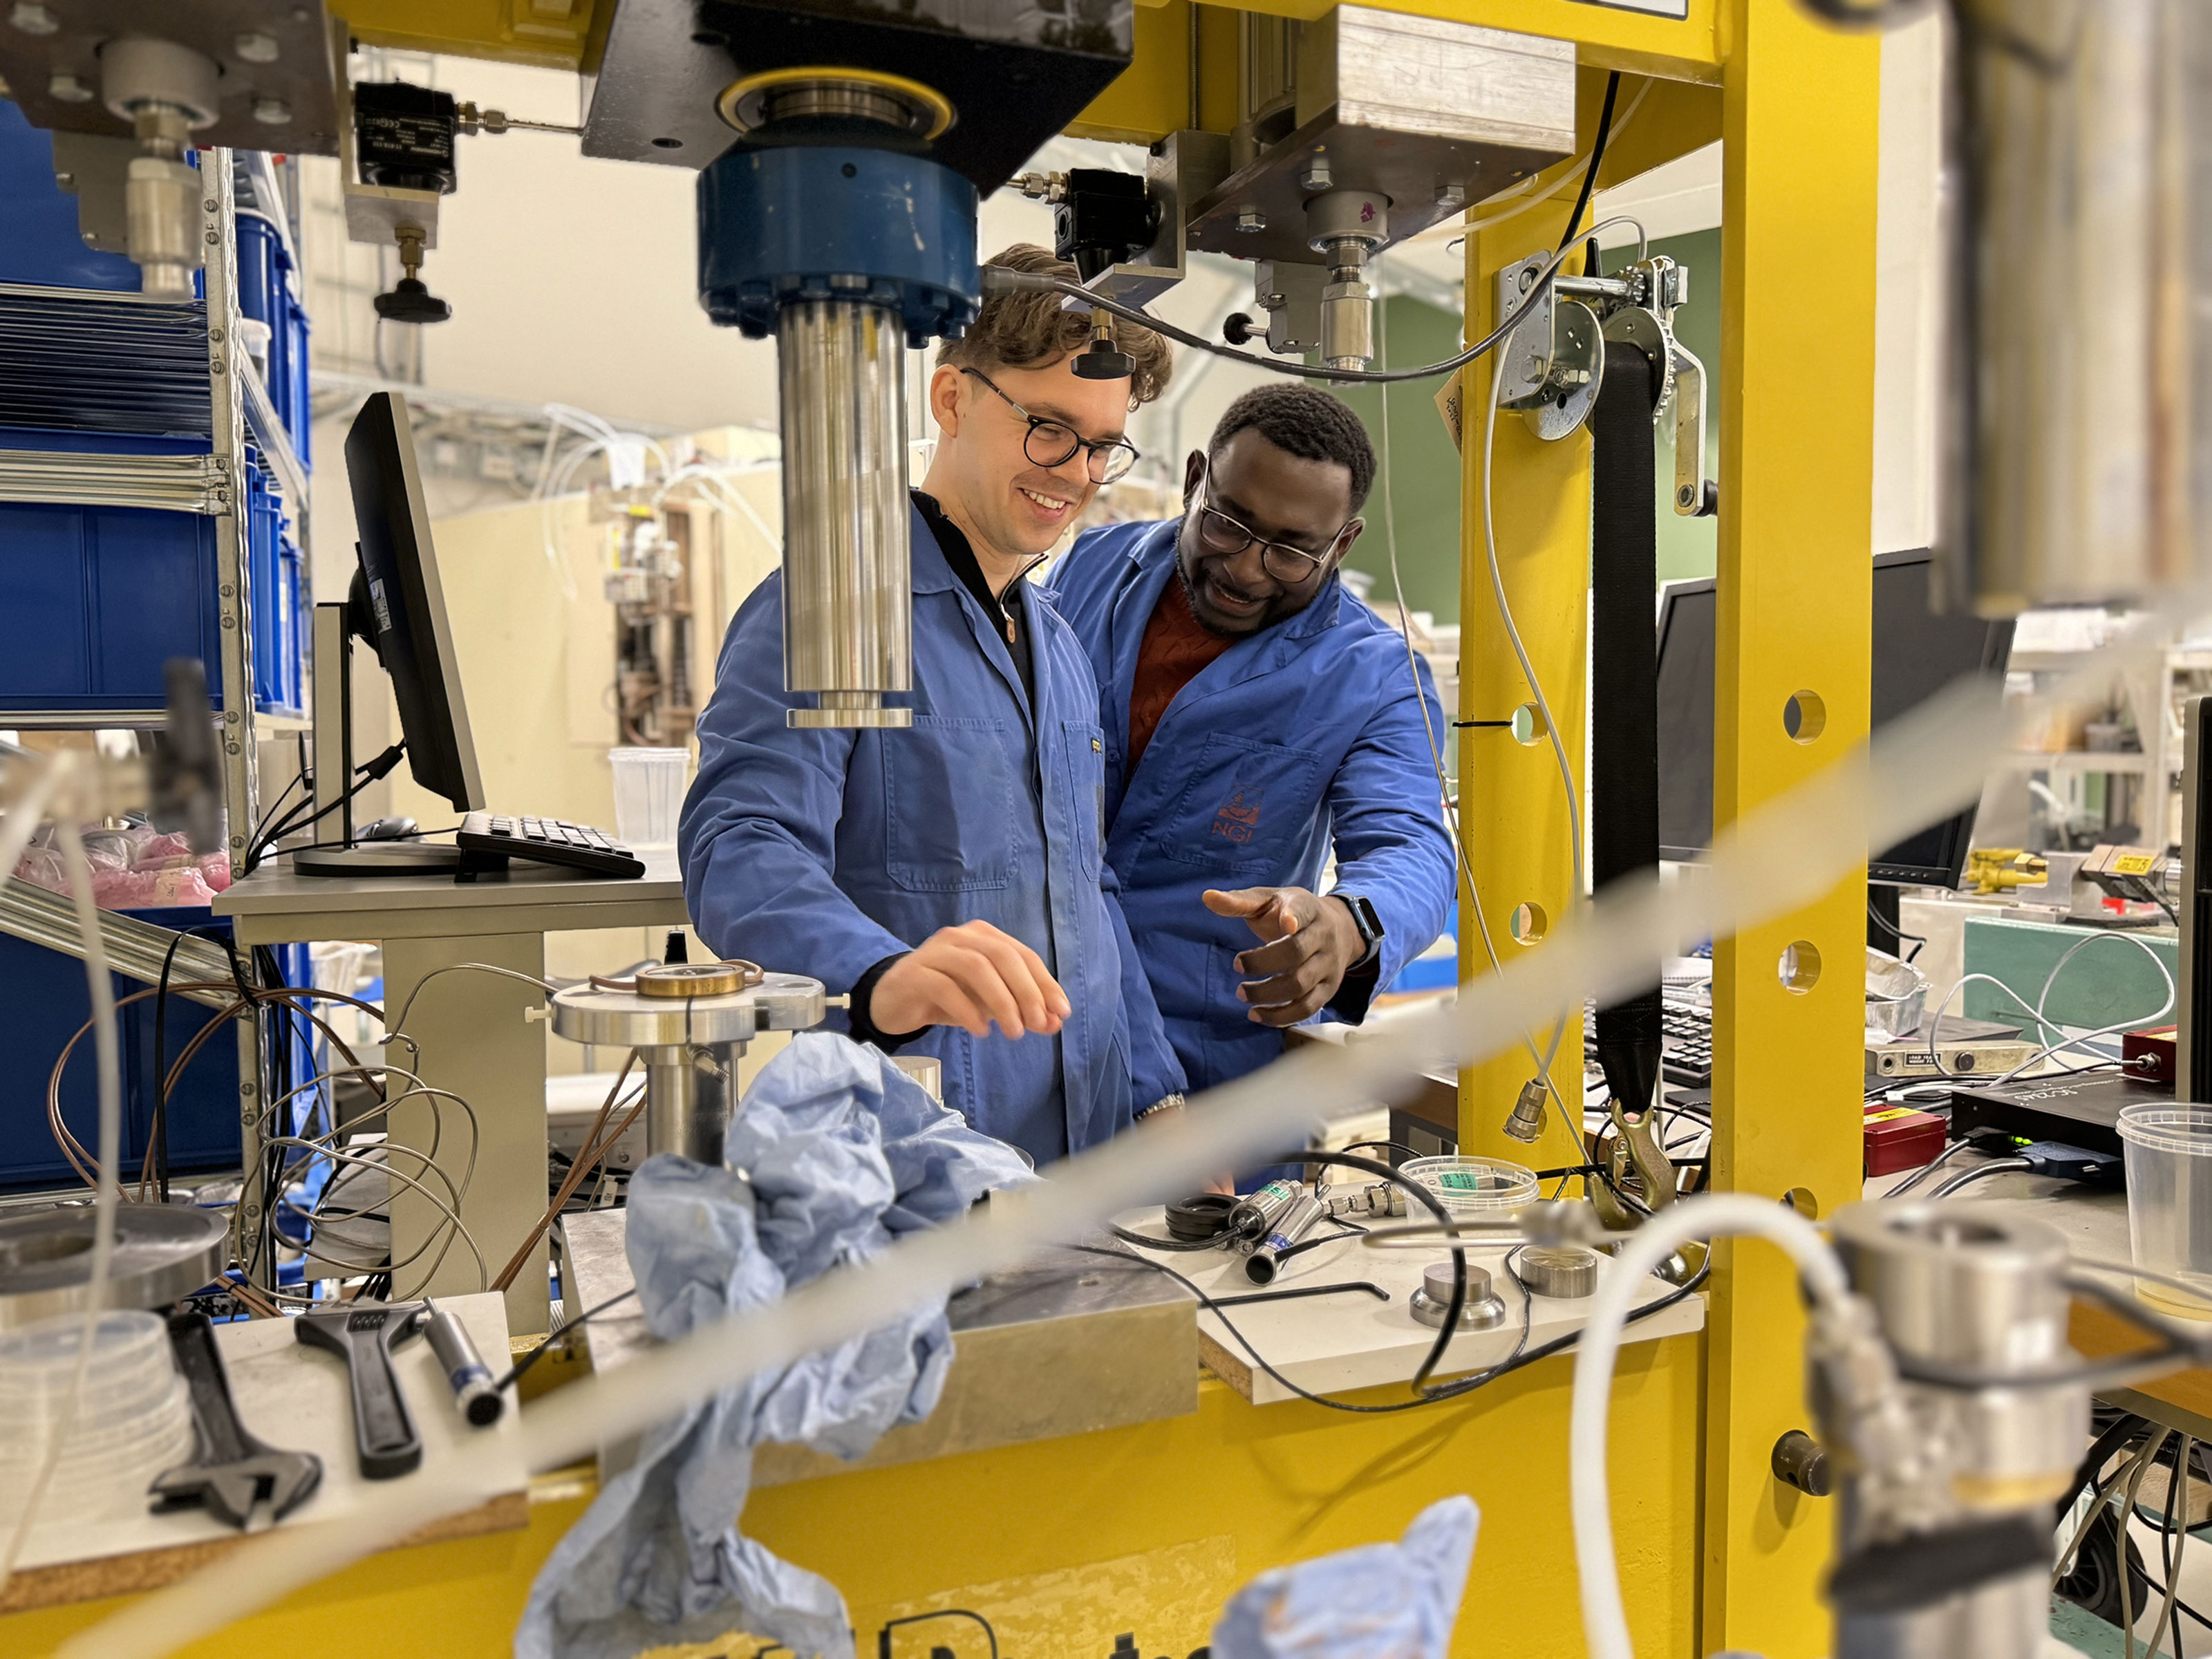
{"left": 0, "top": 1206, "right": 229, "bottom": 1329}
{"left": 637, "top": 962, "right": 762, "bottom": 1000}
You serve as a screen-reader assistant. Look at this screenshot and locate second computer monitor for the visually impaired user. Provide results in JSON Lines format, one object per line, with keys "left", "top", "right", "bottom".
{"left": 1656, "top": 549, "right": 2014, "bottom": 886}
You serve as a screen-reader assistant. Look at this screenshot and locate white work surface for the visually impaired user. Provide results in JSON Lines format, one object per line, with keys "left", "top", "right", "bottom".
{"left": 6, "top": 1293, "right": 527, "bottom": 1605}
{"left": 215, "top": 850, "right": 689, "bottom": 1333}
{"left": 1112, "top": 1206, "right": 1706, "bottom": 1405}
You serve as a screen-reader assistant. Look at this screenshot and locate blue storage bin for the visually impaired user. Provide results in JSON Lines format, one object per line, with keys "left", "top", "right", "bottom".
{"left": 234, "top": 209, "right": 281, "bottom": 328}
{"left": 286, "top": 286, "right": 312, "bottom": 466}
{"left": 0, "top": 97, "right": 144, "bottom": 292}
{"left": 0, "top": 498, "right": 224, "bottom": 715}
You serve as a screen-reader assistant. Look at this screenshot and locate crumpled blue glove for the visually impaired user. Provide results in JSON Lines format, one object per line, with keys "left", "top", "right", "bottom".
{"left": 516, "top": 1034, "right": 1035, "bottom": 1659}
{"left": 1210, "top": 1496, "right": 1481, "bottom": 1659}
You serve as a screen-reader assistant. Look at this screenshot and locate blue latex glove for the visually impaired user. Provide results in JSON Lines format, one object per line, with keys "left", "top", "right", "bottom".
{"left": 1210, "top": 1496, "right": 1481, "bottom": 1659}
{"left": 517, "top": 1035, "right": 1035, "bottom": 1659}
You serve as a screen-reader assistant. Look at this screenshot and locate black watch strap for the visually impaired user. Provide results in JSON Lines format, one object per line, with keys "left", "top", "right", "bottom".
{"left": 1337, "top": 892, "right": 1384, "bottom": 966}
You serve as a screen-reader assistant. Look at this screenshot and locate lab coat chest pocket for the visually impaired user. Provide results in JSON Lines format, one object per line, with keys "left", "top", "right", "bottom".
{"left": 883, "top": 715, "right": 1016, "bottom": 891}
{"left": 1158, "top": 733, "right": 1322, "bottom": 874}
{"left": 1060, "top": 718, "right": 1106, "bottom": 877}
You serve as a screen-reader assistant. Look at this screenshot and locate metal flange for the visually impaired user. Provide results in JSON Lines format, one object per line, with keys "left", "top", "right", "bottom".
{"left": 0, "top": 1206, "right": 229, "bottom": 1329}
{"left": 547, "top": 972, "right": 825, "bottom": 1052}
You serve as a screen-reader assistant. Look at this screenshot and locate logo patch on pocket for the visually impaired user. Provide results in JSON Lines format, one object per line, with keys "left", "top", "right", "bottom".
{"left": 1092, "top": 737, "right": 1103, "bottom": 752}
{"left": 1210, "top": 786, "right": 1264, "bottom": 845}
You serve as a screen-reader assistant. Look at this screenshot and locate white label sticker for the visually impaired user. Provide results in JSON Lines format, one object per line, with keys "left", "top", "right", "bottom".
{"left": 1573, "top": 0, "right": 1690, "bottom": 15}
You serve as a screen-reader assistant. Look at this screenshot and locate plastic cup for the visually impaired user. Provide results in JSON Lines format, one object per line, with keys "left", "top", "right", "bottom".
{"left": 607, "top": 747, "right": 689, "bottom": 852}
{"left": 2118, "top": 1104, "right": 2212, "bottom": 1318}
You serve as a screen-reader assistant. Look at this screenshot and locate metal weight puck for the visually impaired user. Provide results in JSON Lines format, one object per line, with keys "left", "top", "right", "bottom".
{"left": 1519, "top": 1245, "right": 1600, "bottom": 1299}
{"left": 634, "top": 961, "right": 764, "bottom": 999}
{"left": 1409, "top": 1261, "right": 1507, "bottom": 1329}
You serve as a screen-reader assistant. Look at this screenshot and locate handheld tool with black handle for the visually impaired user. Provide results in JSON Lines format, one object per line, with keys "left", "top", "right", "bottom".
{"left": 294, "top": 1302, "right": 425, "bottom": 1479}
{"left": 151, "top": 1313, "right": 323, "bottom": 1528}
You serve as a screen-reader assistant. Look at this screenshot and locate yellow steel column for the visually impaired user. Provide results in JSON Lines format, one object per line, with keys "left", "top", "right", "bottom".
{"left": 1454, "top": 75, "right": 1721, "bottom": 1168}
{"left": 1454, "top": 171, "right": 1594, "bottom": 1170}
{"left": 1702, "top": 1, "right": 1878, "bottom": 1651}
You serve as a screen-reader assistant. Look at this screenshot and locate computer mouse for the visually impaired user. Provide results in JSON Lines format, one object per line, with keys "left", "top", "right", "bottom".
{"left": 358, "top": 816, "right": 419, "bottom": 841}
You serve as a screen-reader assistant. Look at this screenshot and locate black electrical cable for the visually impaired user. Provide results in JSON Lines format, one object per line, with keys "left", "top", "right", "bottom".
{"left": 985, "top": 218, "right": 1640, "bottom": 387}
{"left": 1074, "top": 1242, "right": 1709, "bottom": 1416}
{"left": 1927, "top": 1156, "right": 2032, "bottom": 1199}
{"left": 1866, "top": 899, "right": 1927, "bottom": 963}
{"left": 244, "top": 742, "right": 406, "bottom": 872}
{"left": 1557, "top": 71, "right": 1622, "bottom": 252}
{"left": 2159, "top": 1431, "right": 2188, "bottom": 1659}
{"left": 493, "top": 1287, "right": 640, "bottom": 1394}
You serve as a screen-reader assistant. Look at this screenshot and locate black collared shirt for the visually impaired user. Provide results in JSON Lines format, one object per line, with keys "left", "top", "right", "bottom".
{"left": 912, "top": 489, "right": 1033, "bottom": 706}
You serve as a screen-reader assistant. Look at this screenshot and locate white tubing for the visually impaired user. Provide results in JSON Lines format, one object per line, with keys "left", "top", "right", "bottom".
{"left": 0, "top": 780, "right": 124, "bottom": 1595}
{"left": 1568, "top": 1194, "right": 1852, "bottom": 1659}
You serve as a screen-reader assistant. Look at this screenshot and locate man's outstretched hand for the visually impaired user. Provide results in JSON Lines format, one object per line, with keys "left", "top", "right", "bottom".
{"left": 1201, "top": 887, "right": 1367, "bottom": 1027}
{"left": 871, "top": 920, "right": 1071, "bottom": 1040}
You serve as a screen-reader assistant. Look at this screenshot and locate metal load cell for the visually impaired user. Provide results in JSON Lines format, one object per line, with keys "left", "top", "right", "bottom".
{"left": 547, "top": 962, "right": 826, "bottom": 1166}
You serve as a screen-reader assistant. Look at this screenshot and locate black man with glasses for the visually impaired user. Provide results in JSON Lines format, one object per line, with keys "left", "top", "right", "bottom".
{"left": 681, "top": 245, "right": 1185, "bottom": 1170}
{"left": 1049, "top": 384, "right": 1456, "bottom": 1100}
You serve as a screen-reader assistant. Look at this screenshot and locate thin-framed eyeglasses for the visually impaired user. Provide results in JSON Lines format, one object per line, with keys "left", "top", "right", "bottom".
{"left": 962, "top": 367, "right": 1140, "bottom": 484}
{"left": 1192, "top": 487, "right": 1358, "bottom": 585}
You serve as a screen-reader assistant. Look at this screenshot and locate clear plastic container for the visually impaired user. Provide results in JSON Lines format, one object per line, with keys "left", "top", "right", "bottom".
{"left": 0, "top": 1311, "right": 194, "bottom": 1524}
{"left": 607, "top": 746, "right": 688, "bottom": 851}
{"left": 2118, "top": 1105, "right": 2212, "bottom": 1317}
{"left": 1400, "top": 1155, "right": 1540, "bottom": 1217}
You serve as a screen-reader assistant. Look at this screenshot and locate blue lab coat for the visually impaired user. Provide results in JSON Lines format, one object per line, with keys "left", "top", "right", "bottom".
{"left": 1048, "top": 518, "right": 1458, "bottom": 1091}
{"left": 679, "top": 503, "right": 1184, "bottom": 1168}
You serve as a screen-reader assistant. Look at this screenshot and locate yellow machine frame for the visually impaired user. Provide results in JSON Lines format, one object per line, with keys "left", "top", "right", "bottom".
{"left": 6, "top": 3, "right": 1879, "bottom": 1653}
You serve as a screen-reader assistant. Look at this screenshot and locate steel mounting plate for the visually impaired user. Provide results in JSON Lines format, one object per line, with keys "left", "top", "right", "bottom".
{"left": 0, "top": 1205, "right": 229, "bottom": 1329}
{"left": 0, "top": 0, "right": 340, "bottom": 156}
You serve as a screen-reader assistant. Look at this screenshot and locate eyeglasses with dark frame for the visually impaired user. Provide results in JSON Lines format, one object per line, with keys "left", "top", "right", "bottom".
{"left": 1191, "top": 487, "right": 1360, "bottom": 586}
{"left": 962, "top": 367, "right": 1141, "bottom": 485}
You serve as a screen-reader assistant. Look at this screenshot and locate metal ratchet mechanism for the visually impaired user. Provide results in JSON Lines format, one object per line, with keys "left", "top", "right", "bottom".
{"left": 1494, "top": 248, "right": 1716, "bottom": 517}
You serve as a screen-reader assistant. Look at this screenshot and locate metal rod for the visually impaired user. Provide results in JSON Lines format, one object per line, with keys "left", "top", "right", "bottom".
{"left": 775, "top": 298, "right": 912, "bottom": 728}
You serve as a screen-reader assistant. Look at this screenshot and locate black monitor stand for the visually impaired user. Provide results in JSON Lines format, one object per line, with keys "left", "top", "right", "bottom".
{"left": 292, "top": 599, "right": 462, "bottom": 879}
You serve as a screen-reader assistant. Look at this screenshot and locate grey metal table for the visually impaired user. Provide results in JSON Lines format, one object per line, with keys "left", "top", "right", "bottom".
{"left": 216, "top": 850, "right": 690, "bottom": 1332}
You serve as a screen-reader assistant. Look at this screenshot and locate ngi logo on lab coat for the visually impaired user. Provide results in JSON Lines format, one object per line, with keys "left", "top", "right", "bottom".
{"left": 1211, "top": 787, "right": 1264, "bottom": 845}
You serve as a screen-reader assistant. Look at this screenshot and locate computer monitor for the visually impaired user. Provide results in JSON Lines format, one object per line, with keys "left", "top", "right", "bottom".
{"left": 346, "top": 391, "right": 483, "bottom": 812}
{"left": 1656, "top": 548, "right": 2014, "bottom": 886}
{"left": 293, "top": 392, "right": 482, "bottom": 878}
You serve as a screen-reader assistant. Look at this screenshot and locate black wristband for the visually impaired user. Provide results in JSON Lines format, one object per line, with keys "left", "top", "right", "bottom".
{"left": 848, "top": 952, "right": 929, "bottom": 1052}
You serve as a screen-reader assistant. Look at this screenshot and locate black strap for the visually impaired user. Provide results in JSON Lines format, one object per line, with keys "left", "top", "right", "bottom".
{"left": 1828, "top": 1514, "right": 2050, "bottom": 1615}
{"left": 1591, "top": 341, "right": 1662, "bottom": 1112}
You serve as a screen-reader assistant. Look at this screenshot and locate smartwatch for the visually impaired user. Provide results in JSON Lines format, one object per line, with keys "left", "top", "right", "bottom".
{"left": 1335, "top": 892, "right": 1384, "bottom": 968}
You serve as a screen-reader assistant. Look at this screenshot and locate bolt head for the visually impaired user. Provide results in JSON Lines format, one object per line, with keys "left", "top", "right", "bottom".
{"left": 48, "top": 71, "right": 93, "bottom": 103}
{"left": 225, "top": 740, "right": 241, "bottom": 754}
{"left": 235, "top": 31, "right": 280, "bottom": 63}
{"left": 1236, "top": 209, "right": 1266, "bottom": 233}
{"left": 1435, "top": 182, "right": 1466, "bottom": 208}
{"left": 10, "top": 3, "right": 58, "bottom": 35}
{"left": 252, "top": 96, "right": 292, "bottom": 126}
{"left": 1678, "top": 485, "right": 1696, "bottom": 505}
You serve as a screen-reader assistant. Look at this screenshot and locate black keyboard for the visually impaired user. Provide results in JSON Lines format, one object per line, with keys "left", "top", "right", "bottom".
{"left": 456, "top": 812, "right": 645, "bottom": 879}
{"left": 1583, "top": 997, "right": 1714, "bottom": 1089}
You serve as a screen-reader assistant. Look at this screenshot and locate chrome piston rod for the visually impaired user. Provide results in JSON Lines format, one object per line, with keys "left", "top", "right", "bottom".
{"left": 776, "top": 297, "right": 913, "bottom": 729}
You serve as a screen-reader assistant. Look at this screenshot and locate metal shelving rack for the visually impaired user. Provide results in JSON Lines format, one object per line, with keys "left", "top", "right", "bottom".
{"left": 0, "top": 147, "right": 312, "bottom": 1280}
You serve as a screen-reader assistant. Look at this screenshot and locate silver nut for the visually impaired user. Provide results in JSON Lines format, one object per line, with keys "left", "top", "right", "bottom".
{"left": 1299, "top": 156, "right": 1333, "bottom": 191}
{"left": 252, "top": 96, "right": 292, "bottom": 126}
{"left": 1435, "top": 182, "right": 1466, "bottom": 208}
{"left": 10, "top": 3, "right": 57, "bottom": 34}
{"left": 47, "top": 71, "right": 93, "bottom": 103}
{"left": 1236, "top": 208, "right": 1265, "bottom": 233}
{"left": 235, "top": 31, "right": 281, "bottom": 63}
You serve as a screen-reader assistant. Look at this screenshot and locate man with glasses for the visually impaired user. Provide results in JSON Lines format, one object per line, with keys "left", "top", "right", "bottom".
{"left": 680, "top": 245, "right": 1186, "bottom": 1169}
{"left": 1051, "top": 384, "right": 1456, "bottom": 1100}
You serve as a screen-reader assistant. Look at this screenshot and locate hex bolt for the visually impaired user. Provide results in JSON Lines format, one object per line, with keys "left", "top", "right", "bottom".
{"left": 253, "top": 97, "right": 292, "bottom": 126}
{"left": 1236, "top": 209, "right": 1265, "bottom": 233}
{"left": 236, "top": 31, "right": 280, "bottom": 62}
{"left": 10, "top": 3, "right": 59, "bottom": 33}
{"left": 48, "top": 72, "right": 93, "bottom": 102}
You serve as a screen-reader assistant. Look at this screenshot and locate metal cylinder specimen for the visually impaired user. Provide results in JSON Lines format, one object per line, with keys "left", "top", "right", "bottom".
{"left": 776, "top": 298, "right": 913, "bottom": 729}
{"left": 644, "top": 1044, "right": 740, "bottom": 1165}
{"left": 1948, "top": 0, "right": 2212, "bottom": 611}
{"left": 1824, "top": 1202, "right": 2086, "bottom": 1659}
